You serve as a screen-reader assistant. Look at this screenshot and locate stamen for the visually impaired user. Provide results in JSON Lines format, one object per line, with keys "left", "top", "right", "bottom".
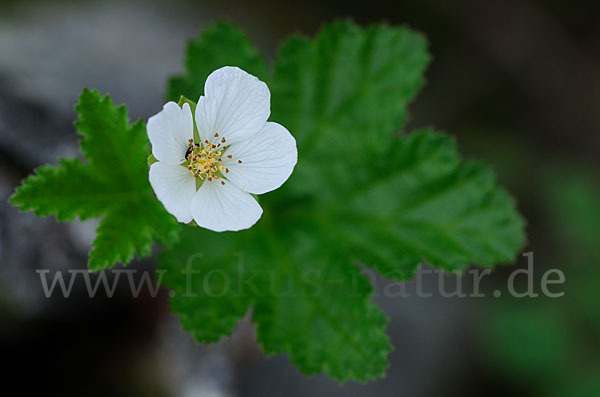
{"left": 186, "top": 134, "right": 234, "bottom": 182}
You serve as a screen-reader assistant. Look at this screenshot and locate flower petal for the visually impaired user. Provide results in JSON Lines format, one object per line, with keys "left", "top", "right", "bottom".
{"left": 149, "top": 162, "right": 196, "bottom": 223}
{"left": 222, "top": 122, "right": 297, "bottom": 195}
{"left": 195, "top": 66, "right": 270, "bottom": 146}
{"left": 191, "top": 180, "right": 263, "bottom": 232}
{"left": 147, "top": 102, "right": 193, "bottom": 165}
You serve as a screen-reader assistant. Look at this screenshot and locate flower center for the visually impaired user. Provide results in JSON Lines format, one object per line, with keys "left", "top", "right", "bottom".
{"left": 185, "top": 133, "right": 234, "bottom": 184}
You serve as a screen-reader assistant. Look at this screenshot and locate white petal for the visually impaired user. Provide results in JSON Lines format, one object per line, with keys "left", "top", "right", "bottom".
{"left": 147, "top": 102, "right": 193, "bottom": 165}
{"left": 195, "top": 66, "right": 270, "bottom": 146}
{"left": 222, "top": 122, "right": 297, "bottom": 195}
{"left": 149, "top": 162, "right": 196, "bottom": 223}
{"left": 191, "top": 180, "right": 263, "bottom": 232}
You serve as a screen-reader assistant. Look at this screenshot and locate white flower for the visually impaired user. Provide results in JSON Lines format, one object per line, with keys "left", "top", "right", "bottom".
{"left": 147, "top": 66, "right": 297, "bottom": 232}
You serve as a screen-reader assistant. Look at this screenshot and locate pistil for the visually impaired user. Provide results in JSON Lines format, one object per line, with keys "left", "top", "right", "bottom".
{"left": 185, "top": 136, "right": 233, "bottom": 183}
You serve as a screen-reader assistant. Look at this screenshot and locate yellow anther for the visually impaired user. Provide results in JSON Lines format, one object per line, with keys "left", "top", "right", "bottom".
{"left": 186, "top": 134, "right": 240, "bottom": 181}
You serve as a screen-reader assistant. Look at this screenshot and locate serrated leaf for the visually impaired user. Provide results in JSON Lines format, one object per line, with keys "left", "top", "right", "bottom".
{"left": 159, "top": 222, "right": 391, "bottom": 382}
{"left": 9, "top": 158, "right": 106, "bottom": 221}
{"left": 11, "top": 89, "right": 179, "bottom": 270}
{"left": 167, "top": 21, "right": 267, "bottom": 102}
{"left": 337, "top": 129, "right": 525, "bottom": 277}
{"left": 270, "top": 21, "right": 430, "bottom": 201}
{"left": 159, "top": 227, "right": 253, "bottom": 343}
{"left": 269, "top": 20, "right": 522, "bottom": 277}
{"left": 252, "top": 221, "right": 391, "bottom": 382}
{"left": 159, "top": 20, "right": 525, "bottom": 383}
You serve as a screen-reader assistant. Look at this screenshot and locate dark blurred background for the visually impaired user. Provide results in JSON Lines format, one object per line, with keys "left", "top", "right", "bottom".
{"left": 1, "top": 0, "right": 599, "bottom": 396}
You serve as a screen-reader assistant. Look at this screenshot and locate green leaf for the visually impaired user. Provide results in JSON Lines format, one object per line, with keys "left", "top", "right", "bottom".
{"left": 336, "top": 129, "right": 525, "bottom": 277}
{"left": 167, "top": 21, "right": 267, "bottom": 102}
{"left": 270, "top": 21, "right": 430, "bottom": 202}
{"left": 252, "top": 220, "right": 391, "bottom": 382}
{"left": 272, "top": 21, "right": 428, "bottom": 149}
{"left": 159, "top": 222, "right": 391, "bottom": 382}
{"left": 268, "top": 20, "right": 522, "bottom": 277}
{"left": 159, "top": 227, "right": 253, "bottom": 343}
{"left": 161, "top": 21, "right": 394, "bottom": 381}
{"left": 11, "top": 89, "right": 179, "bottom": 270}
{"left": 158, "top": 20, "right": 525, "bottom": 383}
